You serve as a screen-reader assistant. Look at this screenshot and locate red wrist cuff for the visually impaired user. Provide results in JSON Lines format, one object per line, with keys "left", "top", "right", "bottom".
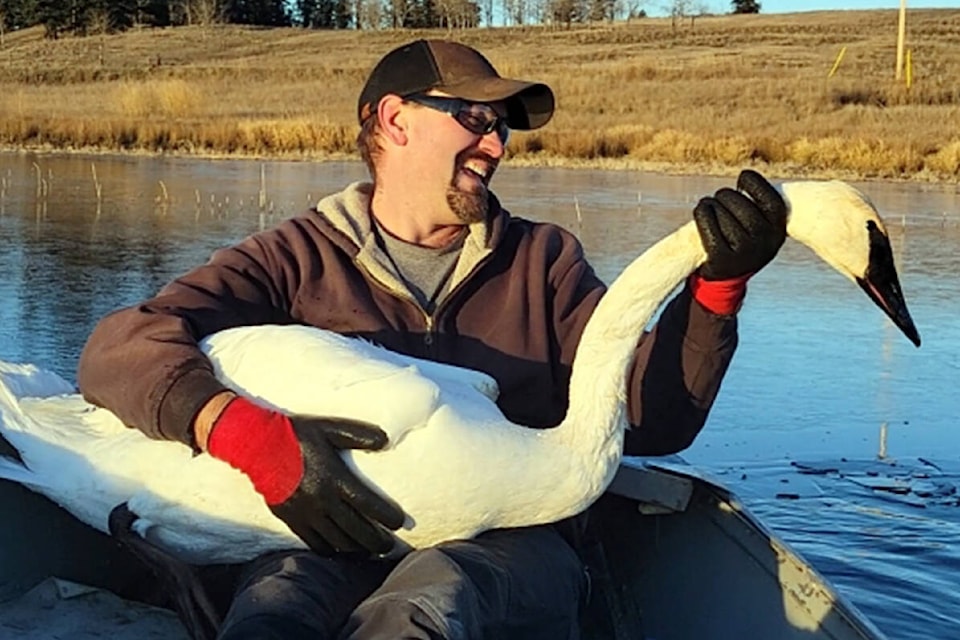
{"left": 689, "top": 273, "right": 751, "bottom": 315}
{"left": 207, "top": 397, "right": 303, "bottom": 505}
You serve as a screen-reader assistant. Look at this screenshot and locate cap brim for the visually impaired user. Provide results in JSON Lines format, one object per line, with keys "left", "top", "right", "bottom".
{"left": 440, "top": 77, "right": 555, "bottom": 130}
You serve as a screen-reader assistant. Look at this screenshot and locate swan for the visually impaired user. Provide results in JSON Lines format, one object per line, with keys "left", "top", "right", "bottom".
{"left": 0, "top": 178, "right": 920, "bottom": 566}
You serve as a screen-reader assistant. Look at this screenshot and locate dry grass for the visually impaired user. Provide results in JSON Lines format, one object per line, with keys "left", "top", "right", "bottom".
{"left": 1, "top": 10, "right": 959, "bottom": 180}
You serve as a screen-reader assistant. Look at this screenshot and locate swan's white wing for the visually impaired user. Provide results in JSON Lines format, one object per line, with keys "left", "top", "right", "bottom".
{"left": 202, "top": 325, "right": 451, "bottom": 446}
{"left": 22, "top": 396, "right": 301, "bottom": 564}
{"left": 0, "top": 361, "right": 75, "bottom": 398}
{"left": 4, "top": 392, "right": 187, "bottom": 532}
{"left": 387, "top": 353, "right": 500, "bottom": 402}
{"left": 0, "top": 455, "right": 39, "bottom": 487}
{"left": 127, "top": 450, "right": 303, "bottom": 564}
{"left": 1, "top": 362, "right": 300, "bottom": 564}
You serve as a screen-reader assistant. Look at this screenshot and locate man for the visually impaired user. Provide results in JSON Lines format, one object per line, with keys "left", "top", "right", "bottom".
{"left": 78, "top": 40, "right": 785, "bottom": 639}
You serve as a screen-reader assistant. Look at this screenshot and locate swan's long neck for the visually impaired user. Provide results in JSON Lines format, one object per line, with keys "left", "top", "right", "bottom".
{"left": 556, "top": 221, "right": 706, "bottom": 476}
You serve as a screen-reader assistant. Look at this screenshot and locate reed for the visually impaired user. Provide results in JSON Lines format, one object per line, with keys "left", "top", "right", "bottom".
{"left": 0, "top": 9, "right": 958, "bottom": 181}
{"left": 114, "top": 79, "right": 202, "bottom": 119}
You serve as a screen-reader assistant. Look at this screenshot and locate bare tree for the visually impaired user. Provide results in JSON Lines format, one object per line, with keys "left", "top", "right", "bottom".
{"left": 501, "top": 0, "right": 526, "bottom": 25}
{"left": 617, "top": 0, "right": 645, "bottom": 20}
{"left": 480, "top": 0, "right": 494, "bottom": 26}
{"left": 440, "top": 0, "right": 479, "bottom": 28}
{"left": 546, "top": 0, "right": 584, "bottom": 27}
{"left": 587, "top": 0, "right": 614, "bottom": 22}
{"left": 355, "top": 0, "right": 377, "bottom": 27}
{"left": 388, "top": 0, "right": 413, "bottom": 26}
{"left": 663, "top": 0, "right": 694, "bottom": 30}
{"left": 367, "top": 0, "right": 387, "bottom": 27}
{"left": 187, "top": 0, "right": 223, "bottom": 25}
{"left": 689, "top": 0, "right": 709, "bottom": 28}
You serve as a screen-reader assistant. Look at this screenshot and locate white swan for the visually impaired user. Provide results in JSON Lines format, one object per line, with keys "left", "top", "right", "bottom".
{"left": 0, "top": 179, "right": 919, "bottom": 565}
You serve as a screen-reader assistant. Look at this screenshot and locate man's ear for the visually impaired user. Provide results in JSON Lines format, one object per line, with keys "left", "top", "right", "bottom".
{"left": 378, "top": 94, "right": 408, "bottom": 146}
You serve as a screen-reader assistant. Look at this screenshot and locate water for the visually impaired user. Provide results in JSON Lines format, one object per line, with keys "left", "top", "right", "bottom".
{"left": 1, "top": 152, "right": 958, "bottom": 638}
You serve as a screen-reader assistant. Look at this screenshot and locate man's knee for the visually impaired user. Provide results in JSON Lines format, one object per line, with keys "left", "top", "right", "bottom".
{"left": 219, "top": 550, "right": 393, "bottom": 639}
{"left": 220, "top": 613, "right": 317, "bottom": 640}
{"left": 341, "top": 594, "right": 451, "bottom": 640}
{"left": 348, "top": 527, "right": 586, "bottom": 640}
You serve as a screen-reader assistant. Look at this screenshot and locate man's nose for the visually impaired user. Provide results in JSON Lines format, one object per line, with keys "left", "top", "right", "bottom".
{"left": 478, "top": 130, "right": 505, "bottom": 160}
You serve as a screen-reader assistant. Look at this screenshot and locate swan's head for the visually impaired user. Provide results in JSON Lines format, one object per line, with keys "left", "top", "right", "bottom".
{"left": 777, "top": 179, "right": 920, "bottom": 347}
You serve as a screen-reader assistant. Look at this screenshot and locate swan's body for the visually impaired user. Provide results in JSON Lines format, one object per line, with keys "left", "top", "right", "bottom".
{"left": 0, "top": 180, "right": 919, "bottom": 565}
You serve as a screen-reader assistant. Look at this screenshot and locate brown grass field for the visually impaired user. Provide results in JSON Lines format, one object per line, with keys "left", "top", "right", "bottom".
{"left": 1, "top": 9, "right": 959, "bottom": 181}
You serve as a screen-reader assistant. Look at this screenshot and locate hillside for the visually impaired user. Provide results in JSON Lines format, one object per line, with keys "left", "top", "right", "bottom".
{"left": 1, "top": 9, "right": 958, "bottom": 180}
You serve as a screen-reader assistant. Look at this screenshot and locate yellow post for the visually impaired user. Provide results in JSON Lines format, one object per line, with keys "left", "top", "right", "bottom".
{"left": 896, "top": 0, "right": 907, "bottom": 80}
{"left": 906, "top": 48, "right": 913, "bottom": 89}
{"left": 828, "top": 46, "right": 847, "bottom": 78}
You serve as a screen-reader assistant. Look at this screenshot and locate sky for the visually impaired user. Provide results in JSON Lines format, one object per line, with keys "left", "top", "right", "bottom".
{"left": 760, "top": 1, "right": 957, "bottom": 12}
{"left": 638, "top": 1, "right": 957, "bottom": 19}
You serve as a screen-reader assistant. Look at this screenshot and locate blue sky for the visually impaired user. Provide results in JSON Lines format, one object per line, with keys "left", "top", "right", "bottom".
{"left": 639, "top": 1, "right": 957, "bottom": 19}
{"left": 760, "top": 1, "right": 957, "bottom": 12}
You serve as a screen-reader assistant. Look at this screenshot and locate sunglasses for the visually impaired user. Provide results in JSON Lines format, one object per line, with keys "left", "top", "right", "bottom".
{"left": 405, "top": 94, "right": 511, "bottom": 146}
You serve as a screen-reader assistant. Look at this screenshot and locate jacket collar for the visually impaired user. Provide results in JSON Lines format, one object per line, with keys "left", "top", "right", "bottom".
{"left": 315, "top": 182, "right": 507, "bottom": 304}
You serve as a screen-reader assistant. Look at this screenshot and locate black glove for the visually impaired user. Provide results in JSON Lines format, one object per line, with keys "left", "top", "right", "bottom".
{"left": 693, "top": 169, "right": 787, "bottom": 280}
{"left": 208, "top": 397, "right": 405, "bottom": 556}
{"left": 272, "top": 415, "right": 406, "bottom": 555}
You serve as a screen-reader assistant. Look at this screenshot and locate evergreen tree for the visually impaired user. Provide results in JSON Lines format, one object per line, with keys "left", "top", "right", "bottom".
{"left": 36, "top": 0, "right": 79, "bottom": 36}
{"left": 299, "top": 0, "right": 351, "bottom": 27}
{"left": 106, "top": 0, "right": 138, "bottom": 30}
{"left": 404, "top": 0, "right": 437, "bottom": 27}
{"left": 135, "top": 0, "right": 171, "bottom": 26}
{"left": 731, "top": 0, "right": 760, "bottom": 14}
{"left": 333, "top": 0, "right": 351, "bottom": 27}
{"left": 1, "top": 0, "right": 39, "bottom": 30}
{"left": 223, "top": 0, "right": 291, "bottom": 25}
{"left": 295, "top": 0, "right": 320, "bottom": 25}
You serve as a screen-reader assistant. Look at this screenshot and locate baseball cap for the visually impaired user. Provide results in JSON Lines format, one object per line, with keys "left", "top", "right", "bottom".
{"left": 357, "top": 40, "right": 555, "bottom": 130}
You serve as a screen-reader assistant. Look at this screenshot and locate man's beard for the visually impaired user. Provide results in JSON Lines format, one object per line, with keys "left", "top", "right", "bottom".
{"left": 446, "top": 185, "right": 488, "bottom": 224}
{"left": 446, "top": 153, "right": 494, "bottom": 224}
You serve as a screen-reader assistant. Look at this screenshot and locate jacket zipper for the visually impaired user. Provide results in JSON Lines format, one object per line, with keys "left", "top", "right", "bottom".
{"left": 354, "top": 243, "right": 496, "bottom": 358}
{"left": 353, "top": 258, "right": 439, "bottom": 352}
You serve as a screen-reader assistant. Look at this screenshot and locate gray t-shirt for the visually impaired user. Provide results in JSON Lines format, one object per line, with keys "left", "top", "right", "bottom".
{"left": 373, "top": 219, "right": 465, "bottom": 314}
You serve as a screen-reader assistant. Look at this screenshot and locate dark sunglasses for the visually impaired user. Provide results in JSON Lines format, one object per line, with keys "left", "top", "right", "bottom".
{"left": 405, "top": 94, "right": 510, "bottom": 146}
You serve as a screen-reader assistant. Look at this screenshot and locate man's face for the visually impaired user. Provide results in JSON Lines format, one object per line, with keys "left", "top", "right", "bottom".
{"left": 404, "top": 94, "right": 508, "bottom": 224}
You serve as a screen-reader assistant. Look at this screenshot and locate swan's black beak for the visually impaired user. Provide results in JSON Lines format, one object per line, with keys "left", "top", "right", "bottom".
{"left": 856, "top": 221, "right": 921, "bottom": 347}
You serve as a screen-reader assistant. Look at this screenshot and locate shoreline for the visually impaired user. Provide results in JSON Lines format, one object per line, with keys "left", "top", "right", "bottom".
{"left": 3, "top": 144, "right": 954, "bottom": 186}
{"left": 2, "top": 13, "right": 959, "bottom": 186}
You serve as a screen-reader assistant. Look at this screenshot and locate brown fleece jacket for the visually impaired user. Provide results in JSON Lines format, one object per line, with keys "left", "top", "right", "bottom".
{"left": 78, "top": 182, "right": 737, "bottom": 456}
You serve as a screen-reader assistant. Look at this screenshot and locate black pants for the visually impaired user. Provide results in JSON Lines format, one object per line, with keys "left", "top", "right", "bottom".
{"left": 217, "top": 524, "right": 586, "bottom": 640}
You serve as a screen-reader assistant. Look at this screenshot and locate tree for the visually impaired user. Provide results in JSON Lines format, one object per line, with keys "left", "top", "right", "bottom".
{"left": 1, "top": 0, "right": 39, "bottom": 31}
{"left": 223, "top": 0, "right": 290, "bottom": 25}
{"left": 403, "top": 0, "right": 438, "bottom": 26}
{"left": 662, "top": 0, "right": 691, "bottom": 29}
{"left": 586, "top": 0, "right": 613, "bottom": 22}
{"left": 137, "top": 0, "right": 172, "bottom": 26}
{"left": 547, "top": 0, "right": 583, "bottom": 27}
{"left": 618, "top": 0, "right": 646, "bottom": 21}
{"left": 478, "top": 0, "right": 491, "bottom": 25}
{"left": 294, "top": 0, "right": 348, "bottom": 27}
{"left": 501, "top": 0, "right": 526, "bottom": 25}
{"left": 731, "top": 0, "right": 759, "bottom": 14}
{"left": 180, "top": 0, "right": 224, "bottom": 25}
{"left": 35, "top": 0, "right": 87, "bottom": 37}
{"left": 355, "top": 0, "right": 385, "bottom": 29}
{"left": 105, "top": 0, "right": 138, "bottom": 31}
